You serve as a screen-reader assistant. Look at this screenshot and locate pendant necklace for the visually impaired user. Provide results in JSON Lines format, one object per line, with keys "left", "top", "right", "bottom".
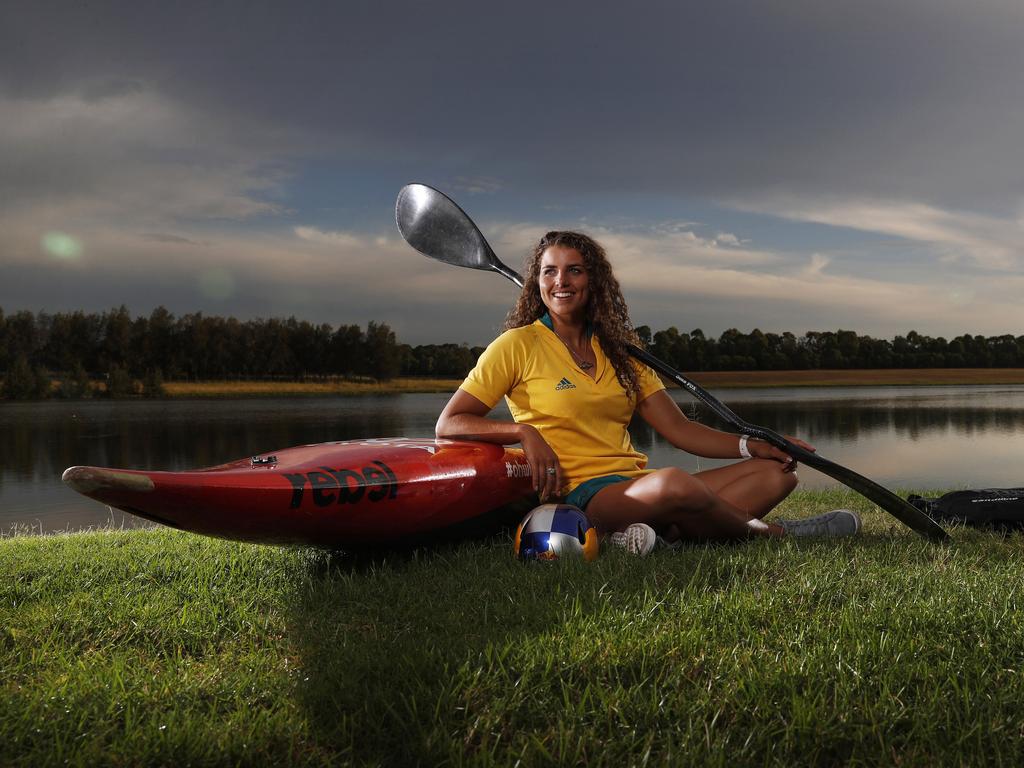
{"left": 551, "top": 327, "right": 594, "bottom": 371}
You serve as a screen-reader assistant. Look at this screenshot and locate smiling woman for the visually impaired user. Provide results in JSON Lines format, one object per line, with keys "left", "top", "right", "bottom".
{"left": 505, "top": 232, "right": 641, "bottom": 397}
{"left": 434, "top": 230, "right": 859, "bottom": 553}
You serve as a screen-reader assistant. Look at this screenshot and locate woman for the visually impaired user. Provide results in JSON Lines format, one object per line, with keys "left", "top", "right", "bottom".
{"left": 436, "top": 231, "right": 860, "bottom": 554}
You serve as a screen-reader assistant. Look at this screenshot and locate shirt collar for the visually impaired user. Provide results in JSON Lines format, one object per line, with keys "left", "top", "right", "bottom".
{"left": 539, "top": 312, "right": 592, "bottom": 338}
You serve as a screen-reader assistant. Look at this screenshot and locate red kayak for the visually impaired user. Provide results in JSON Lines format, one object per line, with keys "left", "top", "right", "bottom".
{"left": 62, "top": 438, "right": 537, "bottom": 547}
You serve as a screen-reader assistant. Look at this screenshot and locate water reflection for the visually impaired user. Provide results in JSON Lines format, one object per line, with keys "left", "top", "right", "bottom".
{"left": 632, "top": 386, "right": 1024, "bottom": 490}
{"left": 1, "top": 398, "right": 430, "bottom": 482}
{"left": 651, "top": 388, "right": 1024, "bottom": 444}
{"left": 0, "top": 395, "right": 450, "bottom": 533}
{"left": 4, "top": 385, "right": 1024, "bottom": 533}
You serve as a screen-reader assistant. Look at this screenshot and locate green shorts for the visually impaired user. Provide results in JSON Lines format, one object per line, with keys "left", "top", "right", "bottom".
{"left": 565, "top": 474, "right": 632, "bottom": 511}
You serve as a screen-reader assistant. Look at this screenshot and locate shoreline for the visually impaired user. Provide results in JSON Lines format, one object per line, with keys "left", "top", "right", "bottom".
{"left": 161, "top": 377, "right": 462, "bottom": 397}
{"left": 156, "top": 368, "right": 1024, "bottom": 397}
{"left": 683, "top": 367, "right": 1024, "bottom": 388}
{"left": 6, "top": 369, "right": 1020, "bottom": 401}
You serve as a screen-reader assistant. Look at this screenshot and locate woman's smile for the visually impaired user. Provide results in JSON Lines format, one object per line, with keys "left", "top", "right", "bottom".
{"left": 539, "top": 245, "right": 589, "bottom": 319}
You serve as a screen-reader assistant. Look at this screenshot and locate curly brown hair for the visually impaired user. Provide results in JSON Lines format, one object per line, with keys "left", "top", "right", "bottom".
{"left": 505, "top": 230, "right": 644, "bottom": 398}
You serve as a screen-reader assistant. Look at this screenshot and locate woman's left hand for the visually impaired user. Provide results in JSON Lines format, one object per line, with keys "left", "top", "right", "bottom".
{"left": 748, "top": 435, "right": 815, "bottom": 473}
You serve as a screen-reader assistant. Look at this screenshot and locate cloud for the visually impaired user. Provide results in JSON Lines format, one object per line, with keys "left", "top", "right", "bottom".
{"left": 451, "top": 176, "right": 503, "bottom": 195}
{"left": 481, "top": 218, "right": 1024, "bottom": 338}
{"left": 0, "top": 85, "right": 291, "bottom": 227}
{"left": 804, "top": 254, "right": 830, "bottom": 277}
{"left": 732, "top": 196, "right": 1024, "bottom": 271}
{"left": 9, "top": 0, "right": 1023, "bottom": 213}
{"left": 482, "top": 220, "right": 782, "bottom": 275}
{"left": 293, "top": 226, "right": 363, "bottom": 249}
{"left": 140, "top": 233, "right": 203, "bottom": 245}
{"left": 4, "top": 202, "right": 1023, "bottom": 344}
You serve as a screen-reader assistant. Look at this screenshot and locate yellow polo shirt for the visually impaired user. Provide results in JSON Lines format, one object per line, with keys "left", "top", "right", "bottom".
{"left": 460, "top": 319, "right": 665, "bottom": 495}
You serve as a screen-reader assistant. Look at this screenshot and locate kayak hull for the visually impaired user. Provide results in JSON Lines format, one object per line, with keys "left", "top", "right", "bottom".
{"left": 63, "top": 438, "right": 537, "bottom": 547}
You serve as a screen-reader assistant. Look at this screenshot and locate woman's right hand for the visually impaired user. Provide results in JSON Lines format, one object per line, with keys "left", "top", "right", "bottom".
{"left": 436, "top": 390, "right": 562, "bottom": 500}
{"left": 519, "top": 425, "right": 562, "bottom": 501}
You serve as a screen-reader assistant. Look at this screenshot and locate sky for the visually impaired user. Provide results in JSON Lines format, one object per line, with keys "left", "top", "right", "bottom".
{"left": 2, "top": 0, "right": 1023, "bottom": 346}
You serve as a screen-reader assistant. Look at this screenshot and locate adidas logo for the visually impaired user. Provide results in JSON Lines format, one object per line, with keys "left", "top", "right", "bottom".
{"left": 555, "top": 377, "right": 576, "bottom": 391}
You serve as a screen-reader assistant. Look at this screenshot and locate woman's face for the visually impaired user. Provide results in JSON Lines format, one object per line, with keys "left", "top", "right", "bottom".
{"left": 538, "top": 245, "right": 590, "bottom": 321}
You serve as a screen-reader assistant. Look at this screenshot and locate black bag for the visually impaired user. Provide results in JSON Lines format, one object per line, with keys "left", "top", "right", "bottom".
{"left": 908, "top": 489, "right": 1024, "bottom": 531}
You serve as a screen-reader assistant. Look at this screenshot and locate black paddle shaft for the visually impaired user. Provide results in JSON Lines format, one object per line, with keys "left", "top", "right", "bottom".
{"left": 395, "top": 183, "right": 949, "bottom": 541}
{"left": 626, "top": 344, "right": 948, "bottom": 540}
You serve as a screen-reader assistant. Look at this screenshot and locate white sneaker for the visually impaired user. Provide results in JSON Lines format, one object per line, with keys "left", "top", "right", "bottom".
{"left": 607, "top": 523, "right": 657, "bottom": 555}
{"left": 777, "top": 509, "right": 862, "bottom": 538}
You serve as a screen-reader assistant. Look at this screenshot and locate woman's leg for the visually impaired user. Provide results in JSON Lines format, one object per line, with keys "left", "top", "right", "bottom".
{"left": 694, "top": 458, "right": 799, "bottom": 519}
{"left": 585, "top": 465, "right": 788, "bottom": 543}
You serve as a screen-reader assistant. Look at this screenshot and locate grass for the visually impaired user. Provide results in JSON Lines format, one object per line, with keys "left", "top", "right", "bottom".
{"left": 159, "top": 369, "right": 1024, "bottom": 397}
{"left": 161, "top": 377, "right": 463, "bottom": 397}
{"left": 4, "top": 489, "right": 1024, "bottom": 766}
{"left": 10, "top": 369, "right": 1024, "bottom": 401}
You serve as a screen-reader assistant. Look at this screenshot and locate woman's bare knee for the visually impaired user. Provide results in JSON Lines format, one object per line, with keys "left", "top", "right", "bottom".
{"left": 749, "top": 459, "right": 799, "bottom": 494}
{"left": 760, "top": 464, "right": 799, "bottom": 510}
{"left": 772, "top": 464, "right": 800, "bottom": 496}
{"left": 641, "top": 467, "right": 715, "bottom": 513}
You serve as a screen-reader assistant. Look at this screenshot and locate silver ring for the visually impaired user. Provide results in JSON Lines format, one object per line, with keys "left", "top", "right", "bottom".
{"left": 546, "top": 467, "right": 556, "bottom": 475}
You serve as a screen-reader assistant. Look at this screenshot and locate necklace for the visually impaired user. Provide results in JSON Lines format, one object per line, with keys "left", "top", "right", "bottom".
{"left": 551, "top": 327, "right": 594, "bottom": 371}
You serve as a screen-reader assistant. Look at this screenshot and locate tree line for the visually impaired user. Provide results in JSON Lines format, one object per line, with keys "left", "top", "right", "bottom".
{"left": 0, "top": 306, "right": 483, "bottom": 399}
{"left": 1, "top": 305, "right": 1022, "bottom": 399}
{"left": 637, "top": 326, "right": 1024, "bottom": 372}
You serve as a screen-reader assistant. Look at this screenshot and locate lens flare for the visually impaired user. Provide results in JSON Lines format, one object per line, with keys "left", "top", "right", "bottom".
{"left": 42, "top": 232, "right": 83, "bottom": 260}
{"left": 198, "top": 268, "right": 236, "bottom": 300}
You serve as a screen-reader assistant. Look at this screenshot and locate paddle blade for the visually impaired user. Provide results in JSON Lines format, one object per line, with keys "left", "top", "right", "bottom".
{"left": 395, "top": 183, "right": 500, "bottom": 272}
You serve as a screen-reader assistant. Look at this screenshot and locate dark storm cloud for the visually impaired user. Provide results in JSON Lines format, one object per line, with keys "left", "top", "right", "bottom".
{"left": 4, "top": 0, "right": 1022, "bottom": 211}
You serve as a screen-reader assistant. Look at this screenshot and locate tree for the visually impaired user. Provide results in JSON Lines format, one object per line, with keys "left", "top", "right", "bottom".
{"left": 5, "top": 311, "right": 40, "bottom": 364}
{"left": 650, "top": 326, "right": 681, "bottom": 368}
{"left": 57, "top": 362, "right": 92, "bottom": 399}
{"left": 858, "top": 336, "right": 894, "bottom": 369}
{"left": 143, "top": 368, "right": 166, "bottom": 398}
{"left": 651, "top": 327, "right": 694, "bottom": 370}
{"left": 101, "top": 305, "right": 133, "bottom": 371}
{"left": 106, "top": 364, "right": 135, "bottom": 398}
{"left": 145, "top": 307, "right": 179, "bottom": 377}
{"left": 689, "top": 329, "right": 710, "bottom": 371}
{"left": 329, "top": 324, "right": 364, "bottom": 375}
{"left": 178, "top": 312, "right": 210, "bottom": 380}
{"left": 256, "top": 318, "right": 295, "bottom": 376}
{"left": 991, "top": 335, "right": 1019, "bottom": 367}
{"left": 717, "top": 328, "right": 755, "bottom": 370}
{"left": 836, "top": 330, "right": 859, "bottom": 368}
{"left": 2, "top": 354, "right": 50, "bottom": 399}
{"left": 363, "top": 321, "right": 401, "bottom": 380}
{"left": 37, "top": 310, "right": 102, "bottom": 374}
{"left": 0, "top": 306, "right": 6, "bottom": 372}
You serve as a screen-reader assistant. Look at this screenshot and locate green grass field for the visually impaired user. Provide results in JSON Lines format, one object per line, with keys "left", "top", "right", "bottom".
{"left": 3, "top": 490, "right": 1024, "bottom": 766}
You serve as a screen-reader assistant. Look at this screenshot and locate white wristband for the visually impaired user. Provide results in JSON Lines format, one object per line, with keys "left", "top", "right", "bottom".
{"left": 738, "top": 435, "right": 752, "bottom": 459}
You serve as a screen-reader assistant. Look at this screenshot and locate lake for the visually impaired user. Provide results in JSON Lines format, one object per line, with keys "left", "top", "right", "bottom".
{"left": 3, "top": 384, "right": 1024, "bottom": 534}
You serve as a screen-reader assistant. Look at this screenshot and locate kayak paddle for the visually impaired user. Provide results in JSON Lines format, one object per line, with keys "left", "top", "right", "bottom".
{"left": 395, "top": 183, "right": 949, "bottom": 541}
